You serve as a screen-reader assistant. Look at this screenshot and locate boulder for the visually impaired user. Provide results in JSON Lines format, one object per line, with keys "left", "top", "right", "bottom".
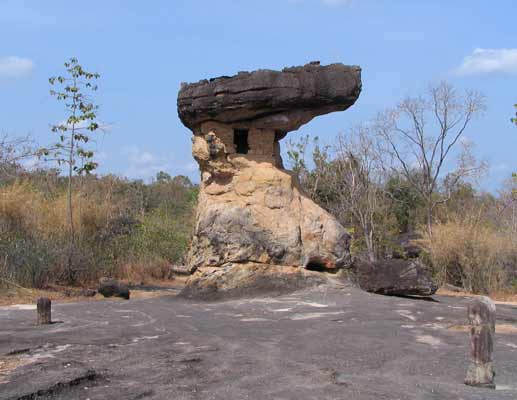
{"left": 98, "top": 278, "right": 130, "bottom": 300}
{"left": 353, "top": 259, "right": 438, "bottom": 297}
{"left": 391, "top": 232, "right": 423, "bottom": 259}
{"left": 178, "top": 62, "right": 362, "bottom": 132}
{"left": 169, "top": 265, "right": 196, "bottom": 276}
{"left": 179, "top": 263, "right": 328, "bottom": 301}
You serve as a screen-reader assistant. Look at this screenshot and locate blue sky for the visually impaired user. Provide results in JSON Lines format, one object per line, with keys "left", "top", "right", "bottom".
{"left": 0, "top": 0, "right": 516, "bottom": 191}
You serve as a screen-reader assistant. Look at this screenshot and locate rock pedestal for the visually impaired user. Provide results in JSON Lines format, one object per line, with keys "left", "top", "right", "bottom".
{"left": 177, "top": 62, "right": 361, "bottom": 284}
{"left": 465, "top": 296, "right": 496, "bottom": 389}
{"left": 37, "top": 297, "right": 51, "bottom": 325}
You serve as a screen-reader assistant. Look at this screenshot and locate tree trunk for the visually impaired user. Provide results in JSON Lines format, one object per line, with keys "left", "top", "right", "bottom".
{"left": 426, "top": 201, "right": 433, "bottom": 238}
{"left": 365, "top": 229, "right": 376, "bottom": 262}
{"left": 66, "top": 131, "right": 75, "bottom": 283}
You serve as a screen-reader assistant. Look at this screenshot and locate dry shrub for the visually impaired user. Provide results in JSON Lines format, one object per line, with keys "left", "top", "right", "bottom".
{"left": 116, "top": 258, "right": 171, "bottom": 285}
{"left": 0, "top": 181, "right": 123, "bottom": 237}
{"left": 1, "top": 175, "right": 196, "bottom": 288}
{"left": 422, "top": 218, "right": 517, "bottom": 294}
{"left": 0, "top": 182, "right": 52, "bottom": 234}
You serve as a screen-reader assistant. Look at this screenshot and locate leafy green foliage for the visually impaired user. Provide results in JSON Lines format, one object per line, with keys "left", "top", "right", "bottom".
{"left": 41, "top": 58, "right": 101, "bottom": 175}
{"left": 385, "top": 175, "right": 424, "bottom": 233}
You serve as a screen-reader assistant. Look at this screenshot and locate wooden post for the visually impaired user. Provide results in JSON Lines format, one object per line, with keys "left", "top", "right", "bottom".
{"left": 465, "top": 296, "right": 496, "bottom": 389}
{"left": 37, "top": 297, "right": 52, "bottom": 325}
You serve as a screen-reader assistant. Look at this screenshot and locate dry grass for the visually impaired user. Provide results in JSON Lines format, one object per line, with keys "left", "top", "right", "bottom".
{"left": 0, "top": 181, "right": 122, "bottom": 238}
{"left": 421, "top": 218, "right": 517, "bottom": 294}
{"left": 118, "top": 259, "right": 173, "bottom": 286}
{"left": 448, "top": 324, "right": 517, "bottom": 334}
{"left": 437, "top": 287, "right": 517, "bottom": 305}
{"left": 0, "top": 277, "right": 187, "bottom": 306}
{"left": 0, "top": 286, "right": 98, "bottom": 307}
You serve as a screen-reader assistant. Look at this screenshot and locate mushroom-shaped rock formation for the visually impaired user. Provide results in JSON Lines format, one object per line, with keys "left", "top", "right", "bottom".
{"left": 177, "top": 62, "right": 361, "bottom": 294}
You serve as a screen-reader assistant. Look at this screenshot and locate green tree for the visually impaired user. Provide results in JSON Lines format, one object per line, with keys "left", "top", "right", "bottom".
{"left": 156, "top": 171, "right": 172, "bottom": 183}
{"left": 385, "top": 175, "right": 423, "bottom": 233}
{"left": 40, "top": 58, "right": 101, "bottom": 282}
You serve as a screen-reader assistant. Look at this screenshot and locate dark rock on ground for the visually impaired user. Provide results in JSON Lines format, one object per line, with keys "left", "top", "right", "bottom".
{"left": 391, "top": 232, "right": 423, "bottom": 259}
{"left": 442, "top": 283, "right": 464, "bottom": 292}
{"left": 177, "top": 62, "right": 362, "bottom": 132}
{"left": 353, "top": 259, "right": 438, "bottom": 296}
{"left": 62, "top": 288, "right": 96, "bottom": 298}
{"left": 98, "top": 278, "right": 130, "bottom": 300}
{"left": 80, "top": 288, "right": 97, "bottom": 297}
{"left": 169, "top": 265, "right": 196, "bottom": 276}
{"left": 179, "top": 263, "right": 328, "bottom": 301}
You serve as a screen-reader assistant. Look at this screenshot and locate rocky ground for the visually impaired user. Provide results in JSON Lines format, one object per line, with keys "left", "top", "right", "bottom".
{"left": 1, "top": 279, "right": 517, "bottom": 399}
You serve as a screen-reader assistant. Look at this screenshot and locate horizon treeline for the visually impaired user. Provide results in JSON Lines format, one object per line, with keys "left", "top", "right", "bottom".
{"left": 1, "top": 131, "right": 516, "bottom": 295}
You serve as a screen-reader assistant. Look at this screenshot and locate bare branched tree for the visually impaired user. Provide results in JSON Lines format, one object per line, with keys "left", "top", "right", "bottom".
{"left": 329, "top": 128, "right": 388, "bottom": 261}
{"left": 374, "top": 81, "right": 486, "bottom": 236}
{"left": 0, "top": 134, "right": 36, "bottom": 179}
{"left": 287, "top": 129, "right": 389, "bottom": 261}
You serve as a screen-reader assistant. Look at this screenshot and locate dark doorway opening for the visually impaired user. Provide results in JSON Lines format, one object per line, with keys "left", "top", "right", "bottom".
{"left": 304, "top": 257, "right": 337, "bottom": 273}
{"left": 234, "top": 129, "right": 249, "bottom": 154}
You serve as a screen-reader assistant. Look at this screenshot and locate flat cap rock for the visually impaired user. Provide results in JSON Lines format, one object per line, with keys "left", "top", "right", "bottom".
{"left": 177, "top": 62, "right": 362, "bottom": 132}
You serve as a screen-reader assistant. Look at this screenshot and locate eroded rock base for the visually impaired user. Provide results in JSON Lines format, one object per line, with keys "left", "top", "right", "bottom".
{"left": 179, "top": 263, "right": 328, "bottom": 301}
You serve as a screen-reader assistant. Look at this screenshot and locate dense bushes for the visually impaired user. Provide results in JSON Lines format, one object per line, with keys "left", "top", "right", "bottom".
{"left": 0, "top": 172, "right": 197, "bottom": 288}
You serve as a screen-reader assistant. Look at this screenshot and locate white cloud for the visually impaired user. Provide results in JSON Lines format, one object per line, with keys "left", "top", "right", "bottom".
{"left": 491, "top": 163, "right": 509, "bottom": 173}
{"left": 183, "top": 162, "right": 198, "bottom": 172}
{"left": 459, "top": 135, "right": 473, "bottom": 146}
{"left": 94, "top": 151, "right": 109, "bottom": 162}
{"left": 122, "top": 146, "right": 169, "bottom": 180}
{"left": 120, "top": 146, "right": 200, "bottom": 181}
{"left": 456, "top": 48, "right": 517, "bottom": 75}
{"left": 287, "top": 0, "right": 352, "bottom": 5}
{"left": 0, "top": 56, "right": 34, "bottom": 79}
{"left": 21, "top": 156, "right": 40, "bottom": 170}
{"left": 320, "top": 0, "right": 350, "bottom": 5}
